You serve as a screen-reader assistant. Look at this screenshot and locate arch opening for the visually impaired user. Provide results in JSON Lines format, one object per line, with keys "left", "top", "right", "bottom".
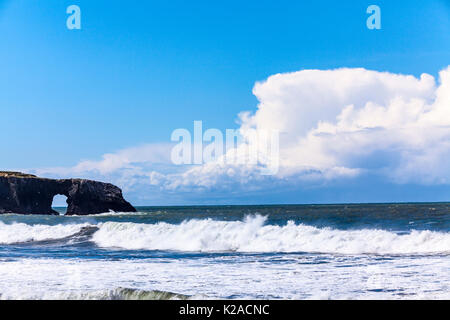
{"left": 52, "top": 194, "right": 68, "bottom": 215}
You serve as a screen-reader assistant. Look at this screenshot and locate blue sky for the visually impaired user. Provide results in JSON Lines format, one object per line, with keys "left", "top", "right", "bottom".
{"left": 1, "top": 0, "right": 450, "bottom": 205}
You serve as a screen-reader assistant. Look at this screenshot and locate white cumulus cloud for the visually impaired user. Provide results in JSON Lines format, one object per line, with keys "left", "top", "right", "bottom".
{"left": 155, "top": 66, "right": 450, "bottom": 191}
{"left": 29, "top": 66, "right": 450, "bottom": 199}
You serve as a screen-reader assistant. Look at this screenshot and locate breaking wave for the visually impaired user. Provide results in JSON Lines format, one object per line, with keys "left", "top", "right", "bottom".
{"left": 91, "top": 215, "right": 450, "bottom": 255}
{"left": 0, "top": 221, "right": 92, "bottom": 245}
{"left": 1, "top": 216, "right": 449, "bottom": 255}
{"left": 0, "top": 287, "right": 191, "bottom": 300}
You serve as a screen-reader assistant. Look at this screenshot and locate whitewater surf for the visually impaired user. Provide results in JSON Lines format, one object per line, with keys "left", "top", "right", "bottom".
{"left": 0, "top": 204, "right": 449, "bottom": 299}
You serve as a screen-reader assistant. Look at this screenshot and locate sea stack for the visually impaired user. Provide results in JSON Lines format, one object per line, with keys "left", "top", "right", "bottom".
{"left": 0, "top": 171, "right": 137, "bottom": 215}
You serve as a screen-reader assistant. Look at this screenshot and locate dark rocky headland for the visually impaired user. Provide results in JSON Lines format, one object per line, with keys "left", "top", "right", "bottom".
{"left": 0, "top": 171, "right": 136, "bottom": 215}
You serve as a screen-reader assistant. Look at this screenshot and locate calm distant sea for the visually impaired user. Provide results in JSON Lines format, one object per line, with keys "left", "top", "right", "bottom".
{"left": 0, "top": 204, "right": 449, "bottom": 299}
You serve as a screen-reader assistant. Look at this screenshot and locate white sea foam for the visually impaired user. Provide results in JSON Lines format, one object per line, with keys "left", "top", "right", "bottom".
{"left": 1, "top": 215, "right": 449, "bottom": 254}
{"left": 70, "top": 211, "right": 151, "bottom": 217}
{"left": 91, "top": 215, "right": 450, "bottom": 255}
{"left": 0, "top": 256, "right": 449, "bottom": 300}
{"left": 0, "top": 287, "right": 191, "bottom": 300}
{"left": 0, "top": 221, "right": 90, "bottom": 244}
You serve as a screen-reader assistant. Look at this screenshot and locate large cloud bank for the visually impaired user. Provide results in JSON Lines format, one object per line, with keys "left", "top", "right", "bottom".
{"left": 32, "top": 66, "right": 450, "bottom": 199}
{"left": 243, "top": 67, "right": 450, "bottom": 184}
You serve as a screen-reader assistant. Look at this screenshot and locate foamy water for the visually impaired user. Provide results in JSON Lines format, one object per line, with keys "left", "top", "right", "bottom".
{"left": 91, "top": 216, "right": 450, "bottom": 254}
{"left": 0, "top": 221, "right": 91, "bottom": 244}
{"left": 0, "top": 204, "right": 449, "bottom": 299}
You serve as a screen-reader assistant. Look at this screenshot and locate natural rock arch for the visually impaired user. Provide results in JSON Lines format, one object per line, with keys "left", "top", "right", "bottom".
{"left": 0, "top": 172, "right": 136, "bottom": 215}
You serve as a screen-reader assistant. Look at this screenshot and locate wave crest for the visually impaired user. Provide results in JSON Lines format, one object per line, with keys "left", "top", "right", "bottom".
{"left": 0, "top": 221, "right": 93, "bottom": 245}
{"left": 0, "top": 287, "right": 191, "bottom": 300}
{"left": 1, "top": 216, "right": 449, "bottom": 255}
{"left": 92, "top": 215, "right": 450, "bottom": 255}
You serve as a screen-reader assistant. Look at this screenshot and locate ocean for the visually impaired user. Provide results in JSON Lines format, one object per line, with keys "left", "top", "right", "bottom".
{"left": 0, "top": 204, "right": 449, "bottom": 300}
